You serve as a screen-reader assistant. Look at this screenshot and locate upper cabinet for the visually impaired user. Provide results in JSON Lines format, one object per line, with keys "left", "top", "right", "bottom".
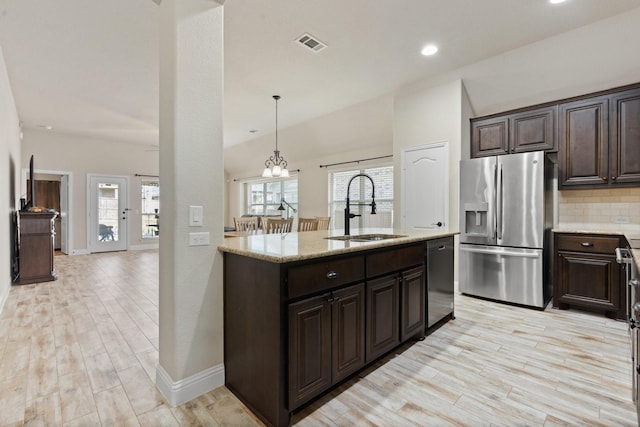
{"left": 558, "top": 96, "right": 610, "bottom": 187}
{"left": 559, "top": 87, "right": 640, "bottom": 189}
{"left": 610, "top": 88, "right": 640, "bottom": 185}
{"left": 471, "top": 83, "right": 640, "bottom": 189}
{"left": 471, "top": 105, "right": 557, "bottom": 158}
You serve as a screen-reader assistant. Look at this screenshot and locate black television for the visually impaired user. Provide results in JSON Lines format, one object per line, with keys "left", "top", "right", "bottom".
{"left": 22, "top": 155, "right": 35, "bottom": 211}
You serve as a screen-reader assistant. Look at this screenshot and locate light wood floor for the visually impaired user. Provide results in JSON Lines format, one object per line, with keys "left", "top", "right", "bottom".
{"left": 0, "top": 250, "right": 636, "bottom": 426}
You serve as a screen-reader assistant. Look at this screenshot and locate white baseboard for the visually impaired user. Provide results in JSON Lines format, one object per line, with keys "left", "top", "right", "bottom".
{"left": 70, "top": 248, "right": 89, "bottom": 256}
{"left": 156, "top": 363, "right": 225, "bottom": 406}
{"left": 0, "top": 282, "right": 10, "bottom": 316}
{"left": 129, "top": 243, "right": 159, "bottom": 251}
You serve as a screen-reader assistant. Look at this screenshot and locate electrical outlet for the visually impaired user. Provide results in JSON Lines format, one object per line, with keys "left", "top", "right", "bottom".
{"left": 189, "top": 232, "right": 210, "bottom": 246}
{"left": 613, "top": 216, "right": 630, "bottom": 224}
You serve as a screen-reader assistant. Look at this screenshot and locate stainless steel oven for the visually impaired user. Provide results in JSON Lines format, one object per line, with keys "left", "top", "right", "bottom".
{"left": 616, "top": 246, "right": 640, "bottom": 415}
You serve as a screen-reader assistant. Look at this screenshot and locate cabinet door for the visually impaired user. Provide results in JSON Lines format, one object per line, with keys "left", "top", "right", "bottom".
{"left": 366, "top": 275, "right": 400, "bottom": 362}
{"left": 400, "top": 266, "right": 425, "bottom": 341}
{"left": 331, "top": 283, "right": 365, "bottom": 383}
{"left": 288, "top": 294, "right": 331, "bottom": 409}
{"left": 558, "top": 97, "right": 609, "bottom": 188}
{"left": 610, "top": 88, "right": 640, "bottom": 184}
{"left": 510, "top": 105, "right": 557, "bottom": 154}
{"left": 471, "top": 117, "right": 509, "bottom": 158}
{"left": 555, "top": 251, "right": 621, "bottom": 319}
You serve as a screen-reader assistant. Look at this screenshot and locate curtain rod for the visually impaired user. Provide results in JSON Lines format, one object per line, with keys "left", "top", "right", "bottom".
{"left": 135, "top": 174, "right": 159, "bottom": 178}
{"left": 319, "top": 154, "right": 393, "bottom": 169}
{"left": 233, "top": 169, "right": 301, "bottom": 182}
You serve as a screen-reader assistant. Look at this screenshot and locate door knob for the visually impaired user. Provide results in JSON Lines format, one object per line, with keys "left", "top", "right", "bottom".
{"left": 432, "top": 221, "right": 443, "bottom": 227}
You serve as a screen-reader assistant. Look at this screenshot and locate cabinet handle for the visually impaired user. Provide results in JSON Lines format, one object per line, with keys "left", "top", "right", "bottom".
{"left": 630, "top": 278, "right": 640, "bottom": 288}
{"left": 438, "top": 245, "right": 446, "bottom": 251}
{"left": 580, "top": 242, "right": 594, "bottom": 247}
{"left": 602, "top": 177, "right": 607, "bottom": 180}
{"left": 611, "top": 176, "right": 617, "bottom": 180}
{"left": 326, "top": 271, "right": 338, "bottom": 279}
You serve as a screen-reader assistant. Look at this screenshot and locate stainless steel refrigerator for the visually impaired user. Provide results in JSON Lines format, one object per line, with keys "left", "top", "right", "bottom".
{"left": 459, "top": 150, "right": 554, "bottom": 308}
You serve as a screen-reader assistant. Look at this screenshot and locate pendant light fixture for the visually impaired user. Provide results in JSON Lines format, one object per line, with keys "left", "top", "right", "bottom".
{"left": 262, "top": 95, "right": 290, "bottom": 178}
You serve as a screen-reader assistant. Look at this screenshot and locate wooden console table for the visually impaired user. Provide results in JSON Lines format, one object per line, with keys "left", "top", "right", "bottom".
{"left": 16, "top": 211, "right": 58, "bottom": 285}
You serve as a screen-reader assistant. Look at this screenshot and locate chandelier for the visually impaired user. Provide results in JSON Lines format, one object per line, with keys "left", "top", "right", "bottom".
{"left": 262, "top": 95, "right": 290, "bottom": 178}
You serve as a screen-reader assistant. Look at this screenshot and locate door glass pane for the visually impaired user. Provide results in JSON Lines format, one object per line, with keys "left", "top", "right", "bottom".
{"left": 141, "top": 181, "right": 160, "bottom": 238}
{"left": 98, "top": 182, "right": 119, "bottom": 242}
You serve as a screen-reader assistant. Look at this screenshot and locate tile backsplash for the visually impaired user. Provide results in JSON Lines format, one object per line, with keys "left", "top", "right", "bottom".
{"left": 558, "top": 187, "right": 640, "bottom": 232}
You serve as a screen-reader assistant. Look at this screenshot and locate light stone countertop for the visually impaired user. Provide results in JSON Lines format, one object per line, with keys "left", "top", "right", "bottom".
{"left": 218, "top": 227, "right": 458, "bottom": 263}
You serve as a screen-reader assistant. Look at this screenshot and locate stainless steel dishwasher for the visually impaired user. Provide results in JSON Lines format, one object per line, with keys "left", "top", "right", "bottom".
{"left": 427, "top": 236, "right": 455, "bottom": 328}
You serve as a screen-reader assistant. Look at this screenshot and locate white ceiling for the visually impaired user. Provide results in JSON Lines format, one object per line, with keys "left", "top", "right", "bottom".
{"left": 1, "top": 0, "right": 639, "bottom": 147}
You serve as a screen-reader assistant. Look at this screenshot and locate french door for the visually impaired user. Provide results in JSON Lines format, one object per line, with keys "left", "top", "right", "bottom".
{"left": 88, "top": 175, "right": 128, "bottom": 253}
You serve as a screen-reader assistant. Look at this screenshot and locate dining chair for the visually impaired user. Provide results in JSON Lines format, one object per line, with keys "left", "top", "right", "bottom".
{"left": 234, "top": 216, "right": 259, "bottom": 232}
{"left": 316, "top": 216, "right": 331, "bottom": 230}
{"left": 297, "top": 217, "right": 319, "bottom": 232}
{"left": 263, "top": 217, "right": 293, "bottom": 234}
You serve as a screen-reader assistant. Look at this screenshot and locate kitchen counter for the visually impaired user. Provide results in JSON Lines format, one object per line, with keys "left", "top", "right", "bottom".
{"left": 222, "top": 228, "right": 456, "bottom": 426}
{"left": 218, "top": 227, "right": 458, "bottom": 263}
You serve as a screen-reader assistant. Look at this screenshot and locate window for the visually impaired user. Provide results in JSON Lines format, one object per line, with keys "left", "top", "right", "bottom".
{"left": 141, "top": 180, "right": 159, "bottom": 238}
{"left": 246, "top": 178, "right": 298, "bottom": 217}
{"left": 329, "top": 165, "right": 393, "bottom": 230}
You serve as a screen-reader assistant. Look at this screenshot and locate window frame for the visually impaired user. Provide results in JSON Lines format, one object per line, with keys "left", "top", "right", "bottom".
{"left": 244, "top": 177, "right": 298, "bottom": 217}
{"left": 328, "top": 163, "right": 394, "bottom": 231}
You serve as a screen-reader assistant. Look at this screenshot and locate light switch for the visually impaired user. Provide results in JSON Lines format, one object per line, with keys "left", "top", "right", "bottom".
{"left": 189, "top": 205, "right": 203, "bottom": 226}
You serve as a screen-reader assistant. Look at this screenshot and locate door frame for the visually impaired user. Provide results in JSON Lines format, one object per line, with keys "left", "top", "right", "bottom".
{"left": 21, "top": 168, "right": 73, "bottom": 255}
{"left": 400, "top": 141, "right": 450, "bottom": 231}
{"left": 87, "top": 174, "right": 130, "bottom": 253}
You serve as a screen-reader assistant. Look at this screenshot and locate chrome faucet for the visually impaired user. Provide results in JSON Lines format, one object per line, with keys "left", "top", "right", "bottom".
{"left": 344, "top": 173, "right": 377, "bottom": 236}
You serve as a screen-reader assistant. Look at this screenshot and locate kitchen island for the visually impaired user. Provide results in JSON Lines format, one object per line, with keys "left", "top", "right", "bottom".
{"left": 218, "top": 228, "right": 456, "bottom": 427}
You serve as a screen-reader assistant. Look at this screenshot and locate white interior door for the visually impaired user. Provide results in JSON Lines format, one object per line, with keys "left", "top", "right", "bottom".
{"left": 88, "top": 175, "right": 128, "bottom": 253}
{"left": 401, "top": 142, "right": 449, "bottom": 230}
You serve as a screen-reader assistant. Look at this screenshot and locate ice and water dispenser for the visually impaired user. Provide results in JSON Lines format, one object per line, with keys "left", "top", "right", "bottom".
{"left": 463, "top": 202, "right": 489, "bottom": 236}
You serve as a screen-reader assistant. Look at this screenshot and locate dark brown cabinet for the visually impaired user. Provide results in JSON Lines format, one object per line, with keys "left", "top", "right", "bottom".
{"left": 558, "top": 96, "right": 610, "bottom": 188}
{"left": 365, "top": 275, "right": 399, "bottom": 362}
{"left": 470, "top": 105, "right": 556, "bottom": 158}
{"left": 553, "top": 233, "right": 624, "bottom": 320}
{"left": 16, "top": 211, "right": 57, "bottom": 285}
{"left": 557, "top": 86, "right": 640, "bottom": 189}
{"left": 610, "top": 88, "right": 640, "bottom": 185}
{"left": 288, "top": 294, "right": 332, "bottom": 409}
{"left": 471, "top": 116, "right": 509, "bottom": 157}
{"left": 288, "top": 283, "right": 365, "bottom": 409}
{"left": 223, "top": 238, "right": 450, "bottom": 427}
{"left": 471, "top": 83, "right": 640, "bottom": 189}
{"left": 400, "top": 266, "right": 425, "bottom": 341}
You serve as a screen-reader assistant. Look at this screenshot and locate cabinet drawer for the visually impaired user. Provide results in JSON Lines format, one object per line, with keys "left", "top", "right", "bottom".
{"left": 556, "top": 234, "right": 620, "bottom": 254}
{"left": 366, "top": 244, "right": 424, "bottom": 278}
{"left": 288, "top": 256, "right": 364, "bottom": 299}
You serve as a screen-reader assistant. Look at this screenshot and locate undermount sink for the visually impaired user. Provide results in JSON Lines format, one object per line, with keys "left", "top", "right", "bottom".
{"left": 325, "top": 233, "right": 407, "bottom": 242}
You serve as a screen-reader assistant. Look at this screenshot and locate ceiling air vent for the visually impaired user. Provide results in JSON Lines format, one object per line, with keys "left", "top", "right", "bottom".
{"left": 296, "top": 33, "right": 327, "bottom": 53}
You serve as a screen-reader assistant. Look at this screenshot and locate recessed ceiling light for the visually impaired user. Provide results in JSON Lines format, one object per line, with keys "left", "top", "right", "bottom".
{"left": 421, "top": 44, "right": 438, "bottom": 56}
{"left": 549, "top": 0, "right": 566, "bottom": 4}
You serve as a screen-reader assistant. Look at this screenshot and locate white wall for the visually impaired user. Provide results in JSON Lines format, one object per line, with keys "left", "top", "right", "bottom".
{"left": 21, "top": 130, "right": 158, "bottom": 253}
{"left": 393, "top": 79, "right": 465, "bottom": 232}
{"left": 0, "top": 47, "right": 21, "bottom": 312}
{"left": 224, "top": 95, "right": 393, "bottom": 226}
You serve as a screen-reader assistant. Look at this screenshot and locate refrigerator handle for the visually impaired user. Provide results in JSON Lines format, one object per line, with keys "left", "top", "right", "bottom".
{"left": 496, "top": 162, "right": 503, "bottom": 241}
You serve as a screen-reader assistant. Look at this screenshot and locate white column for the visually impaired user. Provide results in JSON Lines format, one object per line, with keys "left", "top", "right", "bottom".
{"left": 156, "top": 0, "right": 225, "bottom": 406}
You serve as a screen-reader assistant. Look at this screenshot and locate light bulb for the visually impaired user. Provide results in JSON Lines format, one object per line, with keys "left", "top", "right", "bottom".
{"left": 262, "top": 167, "right": 272, "bottom": 178}
{"left": 272, "top": 165, "right": 282, "bottom": 176}
{"left": 280, "top": 168, "right": 290, "bottom": 178}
